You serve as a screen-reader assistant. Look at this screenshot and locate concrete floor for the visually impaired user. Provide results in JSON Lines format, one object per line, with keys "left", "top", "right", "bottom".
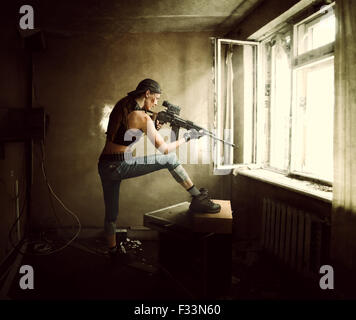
{"left": 5, "top": 237, "right": 341, "bottom": 301}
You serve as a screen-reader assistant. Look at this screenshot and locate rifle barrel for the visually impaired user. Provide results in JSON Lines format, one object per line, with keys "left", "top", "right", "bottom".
{"left": 148, "top": 110, "right": 236, "bottom": 148}
{"left": 202, "top": 131, "right": 236, "bottom": 148}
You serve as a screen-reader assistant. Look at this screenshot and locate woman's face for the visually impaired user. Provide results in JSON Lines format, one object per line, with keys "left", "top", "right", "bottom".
{"left": 143, "top": 91, "right": 160, "bottom": 111}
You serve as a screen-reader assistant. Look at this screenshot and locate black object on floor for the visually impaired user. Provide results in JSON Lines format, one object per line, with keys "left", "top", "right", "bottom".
{"left": 4, "top": 237, "right": 342, "bottom": 300}
{"left": 7, "top": 240, "right": 192, "bottom": 300}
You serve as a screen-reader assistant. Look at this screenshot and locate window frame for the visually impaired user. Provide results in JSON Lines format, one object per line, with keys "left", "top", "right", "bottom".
{"left": 213, "top": 38, "right": 259, "bottom": 173}
{"left": 289, "top": 3, "right": 335, "bottom": 184}
{"left": 259, "top": 26, "right": 293, "bottom": 175}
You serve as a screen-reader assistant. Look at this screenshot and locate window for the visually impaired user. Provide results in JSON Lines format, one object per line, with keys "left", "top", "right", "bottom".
{"left": 214, "top": 2, "right": 335, "bottom": 184}
{"left": 291, "top": 7, "right": 335, "bottom": 183}
{"left": 213, "top": 39, "right": 258, "bottom": 171}
{"left": 261, "top": 29, "right": 292, "bottom": 172}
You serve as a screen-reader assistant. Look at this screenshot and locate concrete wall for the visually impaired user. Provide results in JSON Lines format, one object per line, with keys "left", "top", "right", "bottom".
{"left": 226, "top": 0, "right": 301, "bottom": 39}
{"left": 0, "top": 4, "right": 28, "bottom": 263}
{"left": 30, "top": 31, "right": 231, "bottom": 231}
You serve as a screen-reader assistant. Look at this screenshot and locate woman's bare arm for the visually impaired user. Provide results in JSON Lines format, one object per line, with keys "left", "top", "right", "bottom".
{"left": 140, "top": 113, "right": 186, "bottom": 154}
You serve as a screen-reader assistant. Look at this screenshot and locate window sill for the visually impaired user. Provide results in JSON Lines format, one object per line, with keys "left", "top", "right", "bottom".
{"left": 233, "top": 167, "right": 332, "bottom": 203}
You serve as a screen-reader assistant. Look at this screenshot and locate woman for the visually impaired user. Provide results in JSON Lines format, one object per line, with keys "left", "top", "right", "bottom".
{"left": 98, "top": 79, "right": 221, "bottom": 255}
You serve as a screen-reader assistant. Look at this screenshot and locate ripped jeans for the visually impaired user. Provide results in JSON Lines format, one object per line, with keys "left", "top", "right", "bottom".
{"left": 98, "top": 153, "right": 185, "bottom": 236}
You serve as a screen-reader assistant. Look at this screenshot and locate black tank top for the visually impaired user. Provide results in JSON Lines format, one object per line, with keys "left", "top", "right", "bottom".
{"left": 112, "top": 105, "right": 145, "bottom": 146}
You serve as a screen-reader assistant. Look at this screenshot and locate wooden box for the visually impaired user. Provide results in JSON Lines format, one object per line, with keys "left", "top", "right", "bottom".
{"left": 143, "top": 200, "right": 232, "bottom": 235}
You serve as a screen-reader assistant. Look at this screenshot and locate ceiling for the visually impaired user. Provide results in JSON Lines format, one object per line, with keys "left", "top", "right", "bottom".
{"left": 35, "top": 0, "right": 264, "bottom": 35}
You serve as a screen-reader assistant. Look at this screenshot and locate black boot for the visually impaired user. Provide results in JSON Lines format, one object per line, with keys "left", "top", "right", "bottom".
{"left": 189, "top": 189, "right": 221, "bottom": 213}
{"left": 198, "top": 187, "right": 208, "bottom": 195}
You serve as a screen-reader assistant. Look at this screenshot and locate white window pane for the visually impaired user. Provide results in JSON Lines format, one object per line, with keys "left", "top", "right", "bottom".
{"left": 297, "top": 13, "right": 335, "bottom": 56}
{"left": 216, "top": 41, "right": 257, "bottom": 167}
{"left": 243, "top": 45, "right": 254, "bottom": 164}
{"left": 292, "top": 58, "right": 334, "bottom": 181}
{"left": 269, "top": 39, "right": 291, "bottom": 171}
{"left": 310, "top": 14, "right": 335, "bottom": 50}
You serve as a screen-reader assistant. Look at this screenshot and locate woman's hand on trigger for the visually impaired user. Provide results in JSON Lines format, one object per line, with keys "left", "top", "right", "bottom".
{"left": 155, "top": 120, "right": 162, "bottom": 131}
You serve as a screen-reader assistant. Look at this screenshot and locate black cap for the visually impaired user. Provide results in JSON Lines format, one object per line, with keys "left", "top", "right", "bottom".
{"left": 127, "top": 78, "right": 162, "bottom": 97}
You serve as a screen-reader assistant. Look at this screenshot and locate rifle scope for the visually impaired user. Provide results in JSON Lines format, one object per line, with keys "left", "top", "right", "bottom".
{"left": 162, "top": 101, "right": 181, "bottom": 116}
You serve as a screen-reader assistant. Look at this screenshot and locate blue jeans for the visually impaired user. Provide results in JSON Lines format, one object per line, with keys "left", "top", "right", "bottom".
{"left": 98, "top": 153, "right": 181, "bottom": 236}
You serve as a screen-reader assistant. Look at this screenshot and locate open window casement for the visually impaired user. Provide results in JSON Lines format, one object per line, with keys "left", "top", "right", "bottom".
{"left": 213, "top": 38, "right": 260, "bottom": 173}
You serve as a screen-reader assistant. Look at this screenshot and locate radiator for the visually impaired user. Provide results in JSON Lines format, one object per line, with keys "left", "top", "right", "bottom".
{"left": 261, "top": 198, "right": 324, "bottom": 276}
